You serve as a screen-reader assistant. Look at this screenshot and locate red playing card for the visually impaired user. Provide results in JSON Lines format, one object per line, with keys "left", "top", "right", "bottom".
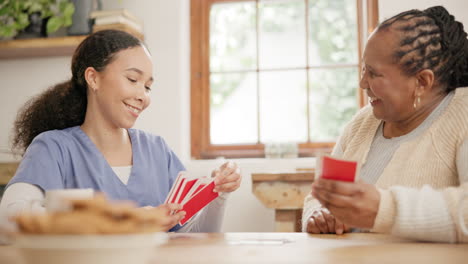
{"left": 181, "top": 183, "right": 207, "bottom": 205}
{"left": 175, "top": 178, "right": 197, "bottom": 204}
{"left": 319, "top": 156, "right": 358, "bottom": 182}
{"left": 180, "top": 176, "right": 211, "bottom": 205}
{"left": 179, "top": 181, "right": 219, "bottom": 225}
{"left": 165, "top": 172, "right": 186, "bottom": 204}
{"left": 169, "top": 178, "right": 186, "bottom": 204}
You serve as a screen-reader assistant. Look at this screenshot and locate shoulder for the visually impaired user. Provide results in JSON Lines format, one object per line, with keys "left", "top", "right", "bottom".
{"left": 429, "top": 89, "right": 468, "bottom": 159}
{"left": 348, "top": 105, "right": 375, "bottom": 127}
{"left": 129, "top": 129, "right": 184, "bottom": 170}
{"left": 30, "top": 126, "right": 79, "bottom": 149}
{"left": 340, "top": 105, "right": 377, "bottom": 140}
{"left": 449, "top": 88, "right": 468, "bottom": 115}
{"left": 128, "top": 129, "right": 171, "bottom": 152}
{"left": 21, "top": 127, "right": 82, "bottom": 167}
{"left": 435, "top": 89, "right": 468, "bottom": 135}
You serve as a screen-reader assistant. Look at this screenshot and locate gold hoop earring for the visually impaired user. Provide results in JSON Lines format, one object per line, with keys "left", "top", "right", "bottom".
{"left": 413, "top": 96, "right": 421, "bottom": 109}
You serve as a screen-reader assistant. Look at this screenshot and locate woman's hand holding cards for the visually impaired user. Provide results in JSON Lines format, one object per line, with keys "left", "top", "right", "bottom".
{"left": 312, "top": 156, "right": 380, "bottom": 230}
{"left": 212, "top": 161, "right": 241, "bottom": 193}
{"left": 312, "top": 178, "right": 380, "bottom": 229}
{"left": 151, "top": 203, "right": 186, "bottom": 231}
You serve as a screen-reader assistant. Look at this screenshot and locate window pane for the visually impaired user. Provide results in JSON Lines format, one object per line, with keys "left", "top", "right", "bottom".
{"left": 259, "top": 70, "right": 307, "bottom": 142}
{"left": 210, "top": 72, "right": 258, "bottom": 144}
{"left": 210, "top": 2, "right": 257, "bottom": 72}
{"left": 308, "top": 0, "right": 358, "bottom": 65}
{"left": 309, "top": 67, "right": 359, "bottom": 142}
{"left": 259, "top": 0, "right": 306, "bottom": 69}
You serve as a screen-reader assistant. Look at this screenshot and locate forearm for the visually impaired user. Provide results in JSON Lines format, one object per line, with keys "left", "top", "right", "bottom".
{"left": 372, "top": 184, "right": 468, "bottom": 243}
{"left": 301, "top": 133, "right": 344, "bottom": 232}
{"left": 370, "top": 138, "right": 468, "bottom": 243}
{"left": 0, "top": 183, "right": 45, "bottom": 217}
{"left": 301, "top": 194, "right": 323, "bottom": 232}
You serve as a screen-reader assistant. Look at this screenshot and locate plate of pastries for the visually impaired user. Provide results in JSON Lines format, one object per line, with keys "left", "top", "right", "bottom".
{"left": 12, "top": 193, "right": 168, "bottom": 264}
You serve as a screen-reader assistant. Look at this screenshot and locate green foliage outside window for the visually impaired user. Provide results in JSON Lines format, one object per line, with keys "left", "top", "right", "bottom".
{"left": 209, "top": 0, "right": 359, "bottom": 143}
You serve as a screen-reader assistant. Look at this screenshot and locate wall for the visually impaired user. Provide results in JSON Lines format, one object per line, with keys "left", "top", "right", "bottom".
{"left": 379, "top": 0, "right": 468, "bottom": 26}
{"left": 0, "top": 0, "right": 191, "bottom": 162}
{"left": 0, "top": 0, "right": 467, "bottom": 232}
{"left": 0, "top": 57, "right": 71, "bottom": 160}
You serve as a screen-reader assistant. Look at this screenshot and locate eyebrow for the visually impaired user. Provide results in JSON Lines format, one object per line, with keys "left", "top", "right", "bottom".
{"left": 125, "top": 68, "right": 154, "bottom": 81}
{"left": 364, "top": 64, "right": 376, "bottom": 72}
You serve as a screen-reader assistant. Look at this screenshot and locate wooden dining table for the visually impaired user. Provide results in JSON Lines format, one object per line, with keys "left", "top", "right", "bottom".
{"left": 2, "top": 232, "right": 467, "bottom": 264}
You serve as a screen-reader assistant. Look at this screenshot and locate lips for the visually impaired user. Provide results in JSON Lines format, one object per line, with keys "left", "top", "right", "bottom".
{"left": 124, "top": 103, "right": 142, "bottom": 115}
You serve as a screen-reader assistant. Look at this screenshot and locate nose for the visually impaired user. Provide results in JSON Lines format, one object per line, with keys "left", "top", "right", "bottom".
{"left": 359, "top": 70, "right": 369, "bottom": 90}
{"left": 135, "top": 85, "right": 148, "bottom": 103}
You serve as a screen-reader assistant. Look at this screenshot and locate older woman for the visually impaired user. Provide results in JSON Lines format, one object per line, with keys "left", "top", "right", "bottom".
{"left": 302, "top": 6, "right": 468, "bottom": 243}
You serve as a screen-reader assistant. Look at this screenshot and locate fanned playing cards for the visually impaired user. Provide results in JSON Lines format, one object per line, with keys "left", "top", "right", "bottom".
{"left": 316, "top": 155, "right": 359, "bottom": 182}
{"left": 165, "top": 172, "right": 219, "bottom": 225}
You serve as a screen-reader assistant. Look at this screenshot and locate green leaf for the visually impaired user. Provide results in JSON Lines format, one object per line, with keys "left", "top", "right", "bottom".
{"left": 63, "top": 3, "right": 74, "bottom": 18}
{"left": 17, "top": 13, "right": 29, "bottom": 28}
{"left": 29, "top": 2, "right": 43, "bottom": 13}
{"left": 0, "top": 26, "right": 15, "bottom": 38}
{"left": 47, "top": 16, "right": 61, "bottom": 33}
{"left": 42, "top": 10, "right": 53, "bottom": 18}
{"left": 59, "top": 0, "right": 68, "bottom": 12}
{"left": 0, "top": 6, "right": 9, "bottom": 16}
{"left": 64, "top": 16, "right": 72, "bottom": 26}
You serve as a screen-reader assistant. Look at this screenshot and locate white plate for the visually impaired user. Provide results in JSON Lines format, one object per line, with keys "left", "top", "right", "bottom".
{"left": 14, "top": 232, "right": 168, "bottom": 264}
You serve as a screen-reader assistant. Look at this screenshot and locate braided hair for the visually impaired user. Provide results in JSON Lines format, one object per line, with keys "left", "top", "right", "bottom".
{"left": 377, "top": 6, "right": 468, "bottom": 92}
{"left": 12, "top": 30, "right": 142, "bottom": 154}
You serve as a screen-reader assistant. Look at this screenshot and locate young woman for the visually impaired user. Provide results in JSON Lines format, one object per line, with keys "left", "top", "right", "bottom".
{"left": 0, "top": 30, "right": 241, "bottom": 232}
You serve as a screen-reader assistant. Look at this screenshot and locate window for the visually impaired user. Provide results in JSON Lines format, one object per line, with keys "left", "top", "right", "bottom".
{"left": 191, "top": 0, "right": 379, "bottom": 159}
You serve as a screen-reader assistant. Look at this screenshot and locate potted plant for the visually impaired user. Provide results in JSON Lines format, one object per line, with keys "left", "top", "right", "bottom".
{"left": 0, "top": 1, "right": 31, "bottom": 39}
{"left": 0, "top": 0, "right": 75, "bottom": 40}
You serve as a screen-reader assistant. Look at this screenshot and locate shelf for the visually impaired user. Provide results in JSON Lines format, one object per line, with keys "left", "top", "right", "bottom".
{"left": 0, "top": 35, "right": 87, "bottom": 60}
{"left": 0, "top": 162, "right": 18, "bottom": 185}
{"left": 251, "top": 171, "right": 314, "bottom": 182}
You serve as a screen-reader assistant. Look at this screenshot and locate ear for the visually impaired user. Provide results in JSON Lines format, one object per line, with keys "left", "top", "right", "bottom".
{"left": 414, "top": 69, "right": 435, "bottom": 96}
{"left": 84, "top": 67, "right": 100, "bottom": 92}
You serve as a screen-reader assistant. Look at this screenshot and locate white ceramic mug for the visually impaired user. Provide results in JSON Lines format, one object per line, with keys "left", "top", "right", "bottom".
{"left": 44, "top": 189, "right": 94, "bottom": 212}
{"left": 458, "top": 192, "right": 468, "bottom": 236}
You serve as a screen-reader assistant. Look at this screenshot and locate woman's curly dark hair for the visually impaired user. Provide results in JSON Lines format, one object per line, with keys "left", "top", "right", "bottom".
{"left": 12, "top": 30, "right": 142, "bottom": 154}
{"left": 377, "top": 6, "right": 468, "bottom": 92}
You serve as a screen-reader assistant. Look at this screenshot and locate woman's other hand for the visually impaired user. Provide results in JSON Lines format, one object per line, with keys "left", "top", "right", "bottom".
{"left": 211, "top": 161, "right": 241, "bottom": 193}
{"left": 148, "top": 203, "right": 186, "bottom": 231}
{"left": 312, "top": 178, "right": 380, "bottom": 229}
{"left": 306, "top": 207, "right": 349, "bottom": 234}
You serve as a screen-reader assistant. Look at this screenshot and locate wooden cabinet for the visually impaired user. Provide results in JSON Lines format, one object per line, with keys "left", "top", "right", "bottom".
{"left": 251, "top": 171, "right": 314, "bottom": 232}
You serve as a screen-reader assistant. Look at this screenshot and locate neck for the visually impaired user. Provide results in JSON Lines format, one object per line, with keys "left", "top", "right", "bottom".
{"left": 80, "top": 109, "right": 130, "bottom": 153}
{"left": 383, "top": 92, "right": 446, "bottom": 138}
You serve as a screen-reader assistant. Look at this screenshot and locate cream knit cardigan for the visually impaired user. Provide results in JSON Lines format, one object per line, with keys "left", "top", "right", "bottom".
{"left": 302, "top": 88, "right": 468, "bottom": 243}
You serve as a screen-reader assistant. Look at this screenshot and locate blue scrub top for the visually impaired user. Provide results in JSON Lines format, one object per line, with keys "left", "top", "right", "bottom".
{"left": 7, "top": 126, "right": 185, "bottom": 229}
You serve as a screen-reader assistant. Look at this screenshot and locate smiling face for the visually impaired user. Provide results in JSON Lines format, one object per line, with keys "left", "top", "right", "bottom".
{"left": 360, "top": 29, "right": 418, "bottom": 122}
{"left": 90, "top": 45, "right": 154, "bottom": 129}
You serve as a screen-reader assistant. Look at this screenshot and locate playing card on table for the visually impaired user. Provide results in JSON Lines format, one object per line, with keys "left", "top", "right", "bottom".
{"left": 316, "top": 155, "right": 359, "bottom": 182}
